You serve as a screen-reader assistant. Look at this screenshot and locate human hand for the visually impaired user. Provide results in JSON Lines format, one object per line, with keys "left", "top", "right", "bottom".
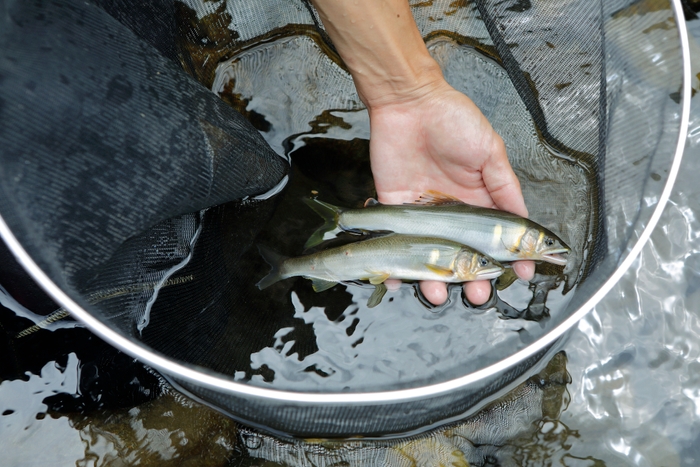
{"left": 368, "top": 79, "right": 535, "bottom": 306}
{"left": 309, "top": 0, "right": 532, "bottom": 306}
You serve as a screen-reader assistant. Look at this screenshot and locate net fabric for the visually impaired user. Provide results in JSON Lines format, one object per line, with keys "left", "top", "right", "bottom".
{"left": 475, "top": 0, "right": 606, "bottom": 160}
{"left": 166, "top": 0, "right": 684, "bottom": 425}
{"left": 206, "top": 1, "right": 599, "bottom": 289}
{"left": 170, "top": 342, "right": 559, "bottom": 437}
{"left": 0, "top": 0, "right": 287, "bottom": 324}
{"left": 0, "top": 0, "right": 687, "bottom": 436}
{"left": 602, "top": 0, "right": 685, "bottom": 256}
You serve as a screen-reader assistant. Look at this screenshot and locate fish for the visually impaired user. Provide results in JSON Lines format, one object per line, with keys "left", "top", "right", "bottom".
{"left": 304, "top": 191, "right": 570, "bottom": 266}
{"left": 256, "top": 234, "right": 504, "bottom": 307}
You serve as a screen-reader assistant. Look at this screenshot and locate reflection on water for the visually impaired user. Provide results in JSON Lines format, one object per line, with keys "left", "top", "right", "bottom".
{"left": 0, "top": 337, "right": 575, "bottom": 466}
{"left": 249, "top": 285, "right": 542, "bottom": 390}
{"left": 4, "top": 129, "right": 698, "bottom": 463}
{"left": 207, "top": 24, "right": 593, "bottom": 392}
{"left": 0, "top": 4, "right": 698, "bottom": 467}
{"left": 240, "top": 352, "right": 574, "bottom": 467}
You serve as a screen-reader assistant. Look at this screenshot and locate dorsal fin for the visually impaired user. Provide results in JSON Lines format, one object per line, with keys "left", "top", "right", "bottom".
{"left": 364, "top": 198, "right": 380, "bottom": 208}
{"left": 411, "top": 190, "right": 464, "bottom": 206}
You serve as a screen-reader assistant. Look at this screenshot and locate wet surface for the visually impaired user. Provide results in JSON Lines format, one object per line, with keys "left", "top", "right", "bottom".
{"left": 0, "top": 1, "right": 698, "bottom": 465}
{"left": 202, "top": 21, "right": 592, "bottom": 393}
{"left": 3, "top": 92, "right": 695, "bottom": 464}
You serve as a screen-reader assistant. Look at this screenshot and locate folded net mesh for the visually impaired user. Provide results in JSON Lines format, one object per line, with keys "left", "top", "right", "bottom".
{"left": 0, "top": 0, "right": 686, "bottom": 436}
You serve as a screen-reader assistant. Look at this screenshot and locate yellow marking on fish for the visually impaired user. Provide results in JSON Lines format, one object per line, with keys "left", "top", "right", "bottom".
{"left": 509, "top": 225, "right": 529, "bottom": 255}
{"left": 448, "top": 255, "right": 457, "bottom": 272}
{"left": 492, "top": 223, "right": 503, "bottom": 250}
{"left": 519, "top": 228, "right": 539, "bottom": 257}
{"left": 425, "top": 264, "right": 454, "bottom": 277}
{"left": 428, "top": 248, "right": 441, "bottom": 264}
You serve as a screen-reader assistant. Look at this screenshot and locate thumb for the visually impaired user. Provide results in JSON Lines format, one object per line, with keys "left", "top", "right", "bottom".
{"left": 481, "top": 136, "right": 528, "bottom": 217}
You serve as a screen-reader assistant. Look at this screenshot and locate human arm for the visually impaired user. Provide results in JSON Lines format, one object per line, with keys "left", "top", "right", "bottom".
{"left": 310, "top": 0, "right": 534, "bottom": 305}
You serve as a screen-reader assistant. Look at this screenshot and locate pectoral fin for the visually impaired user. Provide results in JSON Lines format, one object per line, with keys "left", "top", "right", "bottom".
{"left": 424, "top": 264, "right": 455, "bottom": 278}
{"left": 495, "top": 266, "right": 518, "bottom": 290}
{"left": 309, "top": 278, "right": 338, "bottom": 292}
{"left": 367, "top": 284, "right": 388, "bottom": 308}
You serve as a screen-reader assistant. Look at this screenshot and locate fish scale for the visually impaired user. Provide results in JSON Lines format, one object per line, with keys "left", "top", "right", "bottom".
{"left": 341, "top": 206, "right": 531, "bottom": 261}
{"left": 284, "top": 238, "right": 459, "bottom": 282}
{"left": 304, "top": 193, "right": 570, "bottom": 265}
{"left": 257, "top": 234, "right": 504, "bottom": 294}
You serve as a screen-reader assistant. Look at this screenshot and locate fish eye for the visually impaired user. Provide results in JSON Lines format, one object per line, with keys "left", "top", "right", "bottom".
{"left": 478, "top": 256, "right": 489, "bottom": 267}
{"left": 544, "top": 237, "right": 555, "bottom": 247}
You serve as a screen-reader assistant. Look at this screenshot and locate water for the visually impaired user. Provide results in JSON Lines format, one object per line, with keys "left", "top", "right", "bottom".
{"left": 0, "top": 5, "right": 697, "bottom": 467}
{"left": 207, "top": 29, "right": 591, "bottom": 393}
{"left": 2, "top": 110, "right": 696, "bottom": 465}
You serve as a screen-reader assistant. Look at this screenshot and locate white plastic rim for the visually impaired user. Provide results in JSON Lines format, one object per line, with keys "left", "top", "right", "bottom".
{"left": 0, "top": 1, "right": 692, "bottom": 405}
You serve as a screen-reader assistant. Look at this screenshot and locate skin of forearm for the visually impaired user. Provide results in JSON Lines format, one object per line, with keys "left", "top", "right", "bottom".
{"left": 310, "top": 0, "right": 444, "bottom": 110}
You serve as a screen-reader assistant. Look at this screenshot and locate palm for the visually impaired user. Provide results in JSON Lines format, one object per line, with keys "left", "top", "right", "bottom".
{"left": 367, "top": 83, "right": 532, "bottom": 306}
{"left": 368, "top": 85, "right": 527, "bottom": 217}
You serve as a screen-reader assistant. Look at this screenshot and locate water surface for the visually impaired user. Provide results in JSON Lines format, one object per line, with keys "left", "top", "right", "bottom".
{"left": 0, "top": 5, "right": 697, "bottom": 467}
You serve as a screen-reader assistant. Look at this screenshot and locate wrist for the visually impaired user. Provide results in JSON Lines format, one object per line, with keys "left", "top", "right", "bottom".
{"left": 311, "top": 0, "right": 446, "bottom": 111}
{"left": 355, "top": 54, "right": 446, "bottom": 111}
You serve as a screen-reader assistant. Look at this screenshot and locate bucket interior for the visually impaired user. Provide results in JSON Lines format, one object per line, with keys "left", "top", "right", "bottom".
{"left": 0, "top": 0, "right": 690, "bottom": 436}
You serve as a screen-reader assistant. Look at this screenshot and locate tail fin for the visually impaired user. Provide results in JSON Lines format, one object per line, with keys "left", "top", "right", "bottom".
{"left": 303, "top": 198, "right": 343, "bottom": 249}
{"left": 256, "top": 245, "right": 288, "bottom": 290}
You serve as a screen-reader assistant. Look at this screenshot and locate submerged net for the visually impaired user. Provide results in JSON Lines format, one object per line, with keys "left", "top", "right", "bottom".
{"left": 0, "top": 0, "right": 687, "bottom": 436}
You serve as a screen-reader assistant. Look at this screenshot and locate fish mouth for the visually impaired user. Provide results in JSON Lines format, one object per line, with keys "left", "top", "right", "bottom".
{"left": 542, "top": 249, "right": 570, "bottom": 266}
{"left": 475, "top": 267, "right": 504, "bottom": 280}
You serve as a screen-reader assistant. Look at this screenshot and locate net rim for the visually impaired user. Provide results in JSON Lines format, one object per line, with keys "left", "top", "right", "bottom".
{"left": 0, "top": 0, "right": 691, "bottom": 405}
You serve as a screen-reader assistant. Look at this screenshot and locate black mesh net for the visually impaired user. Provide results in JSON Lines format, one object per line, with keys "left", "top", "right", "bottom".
{"left": 0, "top": 0, "right": 687, "bottom": 436}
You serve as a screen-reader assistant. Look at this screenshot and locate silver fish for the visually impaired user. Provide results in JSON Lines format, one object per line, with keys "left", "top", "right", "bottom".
{"left": 257, "top": 234, "right": 503, "bottom": 307}
{"left": 304, "top": 191, "right": 570, "bottom": 266}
